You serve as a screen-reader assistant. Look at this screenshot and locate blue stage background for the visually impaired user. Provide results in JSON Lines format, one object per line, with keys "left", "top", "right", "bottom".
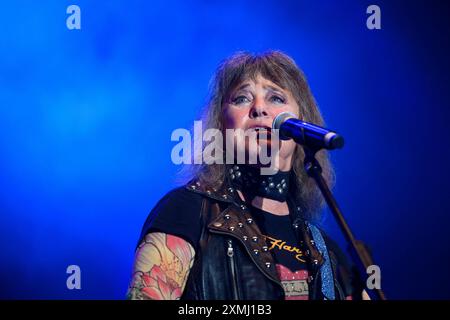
{"left": 0, "top": 0, "right": 449, "bottom": 299}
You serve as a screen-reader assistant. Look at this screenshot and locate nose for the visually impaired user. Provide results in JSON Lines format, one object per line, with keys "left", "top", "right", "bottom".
{"left": 249, "top": 98, "right": 269, "bottom": 119}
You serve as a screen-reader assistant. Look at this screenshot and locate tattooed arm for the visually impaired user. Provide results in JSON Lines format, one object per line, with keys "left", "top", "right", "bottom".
{"left": 126, "top": 232, "right": 195, "bottom": 300}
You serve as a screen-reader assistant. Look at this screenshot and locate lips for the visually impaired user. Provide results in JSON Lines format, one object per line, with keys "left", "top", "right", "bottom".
{"left": 247, "top": 124, "right": 272, "bottom": 132}
{"left": 245, "top": 124, "right": 272, "bottom": 141}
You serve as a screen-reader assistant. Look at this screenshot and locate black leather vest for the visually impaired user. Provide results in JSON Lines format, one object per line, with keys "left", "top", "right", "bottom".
{"left": 180, "top": 180, "right": 352, "bottom": 300}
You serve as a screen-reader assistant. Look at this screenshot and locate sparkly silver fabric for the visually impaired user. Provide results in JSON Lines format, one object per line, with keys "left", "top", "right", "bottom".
{"left": 308, "top": 223, "right": 336, "bottom": 300}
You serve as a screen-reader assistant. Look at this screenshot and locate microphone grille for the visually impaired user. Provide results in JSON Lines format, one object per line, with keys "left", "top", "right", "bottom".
{"left": 272, "top": 112, "right": 297, "bottom": 130}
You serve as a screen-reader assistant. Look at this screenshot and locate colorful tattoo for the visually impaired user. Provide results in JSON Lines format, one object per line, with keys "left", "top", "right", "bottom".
{"left": 126, "top": 232, "right": 195, "bottom": 300}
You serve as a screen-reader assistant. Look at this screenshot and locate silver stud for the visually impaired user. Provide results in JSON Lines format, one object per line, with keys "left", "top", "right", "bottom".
{"left": 278, "top": 188, "right": 283, "bottom": 194}
{"left": 262, "top": 246, "right": 268, "bottom": 252}
{"left": 265, "top": 262, "right": 271, "bottom": 268}
{"left": 196, "top": 181, "right": 201, "bottom": 186}
{"left": 233, "top": 165, "right": 239, "bottom": 170}
{"left": 235, "top": 171, "right": 241, "bottom": 178}
{"left": 262, "top": 180, "right": 267, "bottom": 186}
{"left": 293, "top": 223, "right": 299, "bottom": 229}
{"left": 282, "top": 183, "right": 287, "bottom": 189}
{"left": 313, "top": 259, "right": 319, "bottom": 265}
{"left": 269, "top": 182, "right": 275, "bottom": 188}
{"left": 229, "top": 226, "right": 235, "bottom": 231}
{"left": 230, "top": 174, "right": 235, "bottom": 180}
{"left": 281, "top": 179, "right": 286, "bottom": 184}
{"left": 224, "top": 214, "right": 230, "bottom": 220}
{"left": 238, "top": 223, "right": 243, "bottom": 228}
{"left": 206, "top": 190, "right": 211, "bottom": 195}
{"left": 246, "top": 218, "right": 253, "bottom": 224}
{"left": 310, "top": 239, "right": 315, "bottom": 245}
{"left": 228, "top": 187, "right": 234, "bottom": 193}
{"left": 222, "top": 194, "right": 228, "bottom": 199}
{"left": 252, "top": 236, "right": 258, "bottom": 242}
{"left": 243, "top": 236, "right": 248, "bottom": 241}
{"left": 240, "top": 204, "right": 247, "bottom": 210}
{"left": 253, "top": 249, "right": 259, "bottom": 255}
{"left": 229, "top": 169, "right": 234, "bottom": 174}
{"left": 190, "top": 185, "right": 196, "bottom": 190}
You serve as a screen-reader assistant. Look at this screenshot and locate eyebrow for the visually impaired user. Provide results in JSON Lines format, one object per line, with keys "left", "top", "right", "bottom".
{"left": 264, "top": 84, "right": 285, "bottom": 94}
{"left": 234, "top": 83, "right": 251, "bottom": 92}
{"left": 233, "top": 83, "right": 285, "bottom": 94}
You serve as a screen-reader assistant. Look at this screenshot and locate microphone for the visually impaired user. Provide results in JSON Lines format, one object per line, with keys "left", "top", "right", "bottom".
{"left": 272, "top": 112, "right": 344, "bottom": 150}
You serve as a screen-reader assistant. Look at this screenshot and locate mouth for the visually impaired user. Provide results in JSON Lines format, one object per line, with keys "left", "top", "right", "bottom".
{"left": 246, "top": 125, "right": 272, "bottom": 141}
{"left": 247, "top": 125, "right": 272, "bottom": 133}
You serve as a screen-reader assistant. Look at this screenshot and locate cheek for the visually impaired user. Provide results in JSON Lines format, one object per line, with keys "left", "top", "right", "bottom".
{"left": 268, "top": 104, "right": 300, "bottom": 122}
{"left": 288, "top": 106, "right": 300, "bottom": 118}
{"left": 223, "top": 107, "right": 246, "bottom": 129}
{"left": 281, "top": 102, "right": 300, "bottom": 118}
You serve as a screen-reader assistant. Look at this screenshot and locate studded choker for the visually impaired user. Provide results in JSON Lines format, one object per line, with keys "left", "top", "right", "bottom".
{"left": 228, "top": 165, "right": 291, "bottom": 202}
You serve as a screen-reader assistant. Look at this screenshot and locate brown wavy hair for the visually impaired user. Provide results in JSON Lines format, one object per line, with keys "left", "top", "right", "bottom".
{"left": 178, "top": 50, "right": 335, "bottom": 221}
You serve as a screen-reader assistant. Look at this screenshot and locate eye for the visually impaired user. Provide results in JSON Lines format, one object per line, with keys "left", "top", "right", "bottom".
{"left": 231, "top": 95, "right": 252, "bottom": 105}
{"left": 269, "top": 95, "right": 285, "bottom": 104}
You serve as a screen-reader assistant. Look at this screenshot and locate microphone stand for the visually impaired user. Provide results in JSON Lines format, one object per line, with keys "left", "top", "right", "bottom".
{"left": 302, "top": 146, "right": 387, "bottom": 300}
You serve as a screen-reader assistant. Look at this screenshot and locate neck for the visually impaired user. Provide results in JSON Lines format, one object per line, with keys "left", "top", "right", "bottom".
{"left": 228, "top": 163, "right": 292, "bottom": 210}
{"left": 236, "top": 190, "right": 290, "bottom": 216}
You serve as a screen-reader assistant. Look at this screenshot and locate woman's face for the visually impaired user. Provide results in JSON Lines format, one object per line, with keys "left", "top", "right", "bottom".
{"left": 222, "top": 74, "right": 299, "bottom": 171}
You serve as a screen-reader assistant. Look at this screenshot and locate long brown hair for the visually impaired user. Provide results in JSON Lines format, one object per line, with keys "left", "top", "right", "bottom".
{"left": 178, "top": 50, "right": 335, "bottom": 221}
